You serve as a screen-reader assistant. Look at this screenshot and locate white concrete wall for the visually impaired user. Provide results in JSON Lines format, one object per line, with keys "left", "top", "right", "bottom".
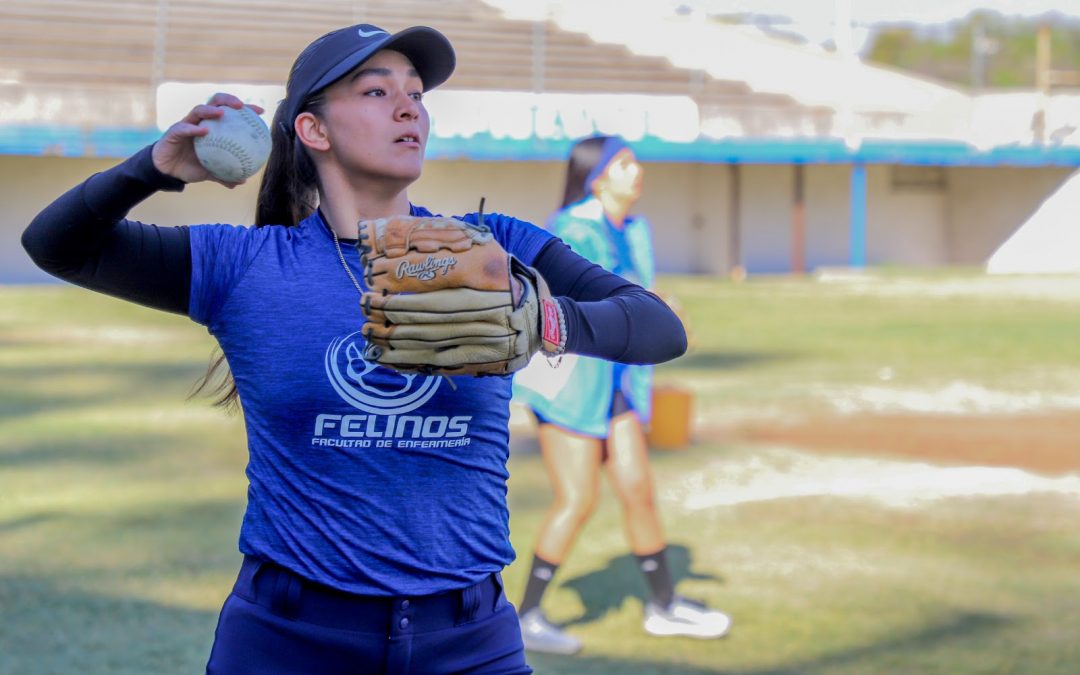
{"left": 417, "top": 159, "right": 720, "bottom": 275}
{"left": 867, "top": 164, "right": 949, "bottom": 266}
{"left": 3, "top": 156, "right": 115, "bottom": 283}
{"left": 2, "top": 154, "right": 265, "bottom": 283}
{"left": 741, "top": 164, "right": 794, "bottom": 274}
{"left": 738, "top": 164, "right": 856, "bottom": 274}
{"left": 3, "top": 153, "right": 1075, "bottom": 283}
{"left": 412, "top": 160, "right": 564, "bottom": 230}
{"left": 686, "top": 163, "right": 734, "bottom": 276}
{"left": 2, "top": 154, "right": 731, "bottom": 282}
{"left": 805, "top": 165, "right": 851, "bottom": 270}
{"left": 635, "top": 163, "right": 731, "bottom": 275}
{"left": 946, "top": 166, "right": 1074, "bottom": 265}
{"left": 734, "top": 163, "right": 1013, "bottom": 271}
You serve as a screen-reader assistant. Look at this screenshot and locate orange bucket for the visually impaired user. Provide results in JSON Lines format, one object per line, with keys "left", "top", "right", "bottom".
{"left": 646, "top": 385, "right": 693, "bottom": 450}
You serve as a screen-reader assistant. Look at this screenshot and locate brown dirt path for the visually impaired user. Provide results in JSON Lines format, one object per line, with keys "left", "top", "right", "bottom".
{"left": 714, "top": 412, "right": 1080, "bottom": 475}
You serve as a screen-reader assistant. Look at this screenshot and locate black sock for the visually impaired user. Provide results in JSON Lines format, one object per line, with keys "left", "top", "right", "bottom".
{"left": 519, "top": 554, "right": 559, "bottom": 615}
{"left": 636, "top": 547, "right": 675, "bottom": 609}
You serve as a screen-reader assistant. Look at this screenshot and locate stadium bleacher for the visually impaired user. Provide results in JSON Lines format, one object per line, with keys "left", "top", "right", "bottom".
{"left": 0, "top": 0, "right": 807, "bottom": 129}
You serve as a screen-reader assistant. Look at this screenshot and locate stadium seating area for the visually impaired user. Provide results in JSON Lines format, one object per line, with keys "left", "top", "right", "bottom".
{"left": 1, "top": 0, "right": 808, "bottom": 128}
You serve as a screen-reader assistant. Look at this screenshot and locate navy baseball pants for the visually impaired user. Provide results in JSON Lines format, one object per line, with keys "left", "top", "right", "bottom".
{"left": 205, "top": 556, "right": 532, "bottom": 674}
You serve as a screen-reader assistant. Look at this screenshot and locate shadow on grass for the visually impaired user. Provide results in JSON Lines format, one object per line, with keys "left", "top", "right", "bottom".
{"left": 559, "top": 544, "right": 723, "bottom": 628}
{"left": 730, "top": 611, "right": 1016, "bottom": 675}
{"left": 670, "top": 351, "right": 796, "bottom": 372}
{"left": 1, "top": 498, "right": 246, "bottom": 584}
{"left": 0, "top": 510, "right": 63, "bottom": 533}
{"left": 0, "top": 574, "right": 219, "bottom": 675}
{"left": 529, "top": 611, "right": 1016, "bottom": 675}
{"left": 103, "top": 500, "right": 246, "bottom": 564}
{"left": 0, "top": 361, "right": 205, "bottom": 423}
{"left": 0, "top": 433, "right": 183, "bottom": 469}
{"left": 0, "top": 390, "right": 100, "bottom": 422}
{"left": 529, "top": 651, "right": 725, "bottom": 674}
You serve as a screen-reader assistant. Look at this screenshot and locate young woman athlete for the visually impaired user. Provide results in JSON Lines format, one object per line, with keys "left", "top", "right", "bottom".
{"left": 22, "top": 24, "right": 686, "bottom": 673}
{"left": 513, "top": 136, "right": 731, "bottom": 655}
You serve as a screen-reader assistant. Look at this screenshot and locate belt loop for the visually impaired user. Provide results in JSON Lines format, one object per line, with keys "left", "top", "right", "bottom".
{"left": 458, "top": 580, "right": 482, "bottom": 624}
{"left": 234, "top": 556, "right": 265, "bottom": 601}
{"left": 491, "top": 572, "right": 505, "bottom": 611}
{"left": 270, "top": 567, "right": 303, "bottom": 619}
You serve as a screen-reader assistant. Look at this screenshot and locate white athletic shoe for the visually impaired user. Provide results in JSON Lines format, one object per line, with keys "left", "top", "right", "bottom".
{"left": 518, "top": 608, "right": 583, "bottom": 655}
{"left": 643, "top": 596, "right": 732, "bottom": 639}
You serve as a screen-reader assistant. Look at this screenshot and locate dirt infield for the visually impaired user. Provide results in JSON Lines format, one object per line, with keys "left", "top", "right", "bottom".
{"left": 726, "top": 412, "right": 1080, "bottom": 475}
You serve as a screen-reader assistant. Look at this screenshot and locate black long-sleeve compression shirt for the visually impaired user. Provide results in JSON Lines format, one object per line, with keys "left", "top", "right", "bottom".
{"left": 22, "top": 145, "right": 686, "bottom": 364}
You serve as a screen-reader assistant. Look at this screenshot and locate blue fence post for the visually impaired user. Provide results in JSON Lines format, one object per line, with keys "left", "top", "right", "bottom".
{"left": 850, "top": 163, "right": 867, "bottom": 268}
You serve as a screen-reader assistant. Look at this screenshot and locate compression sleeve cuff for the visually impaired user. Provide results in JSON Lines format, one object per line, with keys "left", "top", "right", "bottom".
{"left": 530, "top": 238, "right": 687, "bottom": 364}
{"left": 82, "top": 144, "right": 187, "bottom": 222}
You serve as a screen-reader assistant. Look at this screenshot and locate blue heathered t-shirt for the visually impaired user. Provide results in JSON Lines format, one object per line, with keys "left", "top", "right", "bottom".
{"left": 187, "top": 206, "right": 553, "bottom": 596}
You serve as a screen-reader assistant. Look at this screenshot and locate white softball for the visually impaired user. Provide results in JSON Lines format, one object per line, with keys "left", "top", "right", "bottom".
{"left": 194, "top": 106, "right": 272, "bottom": 182}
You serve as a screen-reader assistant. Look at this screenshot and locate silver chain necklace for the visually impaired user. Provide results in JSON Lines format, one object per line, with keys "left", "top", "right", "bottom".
{"left": 332, "top": 229, "right": 364, "bottom": 295}
{"left": 335, "top": 224, "right": 460, "bottom": 389}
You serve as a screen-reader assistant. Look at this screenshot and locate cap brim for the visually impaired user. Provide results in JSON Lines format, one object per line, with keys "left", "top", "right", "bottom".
{"left": 310, "top": 26, "right": 456, "bottom": 95}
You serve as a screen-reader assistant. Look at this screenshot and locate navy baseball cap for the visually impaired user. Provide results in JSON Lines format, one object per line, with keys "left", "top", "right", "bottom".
{"left": 282, "top": 23, "right": 455, "bottom": 127}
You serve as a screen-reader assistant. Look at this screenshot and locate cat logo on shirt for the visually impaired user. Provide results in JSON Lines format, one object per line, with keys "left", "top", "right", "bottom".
{"left": 324, "top": 331, "right": 441, "bottom": 415}
{"left": 318, "top": 332, "right": 473, "bottom": 449}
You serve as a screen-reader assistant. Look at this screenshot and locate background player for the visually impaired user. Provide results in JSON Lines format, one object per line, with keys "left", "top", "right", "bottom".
{"left": 513, "top": 135, "right": 731, "bottom": 655}
{"left": 22, "top": 25, "right": 686, "bottom": 672}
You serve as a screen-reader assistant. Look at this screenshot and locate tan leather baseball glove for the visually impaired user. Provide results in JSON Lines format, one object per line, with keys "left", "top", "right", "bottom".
{"left": 356, "top": 215, "right": 565, "bottom": 376}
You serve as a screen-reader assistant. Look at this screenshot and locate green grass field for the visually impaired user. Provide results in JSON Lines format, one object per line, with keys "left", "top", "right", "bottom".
{"left": 3, "top": 273, "right": 1080, "bottom": 674}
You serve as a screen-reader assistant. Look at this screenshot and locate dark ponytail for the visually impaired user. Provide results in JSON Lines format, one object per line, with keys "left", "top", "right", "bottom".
{"left": 188, "top": 346, "right": 237, "bottom": 411}
{"left": 560, "top": 135, "right": 611, "bottom": 208}
{"left": 254, "top": 98, "right": 324, "bottom": 227}
{"left": 191, "top": 94, "right": 327, "bottom": 410}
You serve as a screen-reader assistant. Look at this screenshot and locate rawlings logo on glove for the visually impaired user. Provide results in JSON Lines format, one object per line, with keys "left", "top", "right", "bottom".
{"left": 355, "top": 214, "right": 564, "bottom": 377}
{"left": 396, "top": 255, "right": 458, "bottom": 281}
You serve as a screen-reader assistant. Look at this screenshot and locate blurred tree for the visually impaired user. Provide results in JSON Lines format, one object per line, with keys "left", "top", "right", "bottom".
{"left": 865, "top": 11, "right": 1080, "bottom": 89}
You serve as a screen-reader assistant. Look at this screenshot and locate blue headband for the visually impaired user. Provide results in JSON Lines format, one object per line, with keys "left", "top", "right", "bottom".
{"left": 583, "top": 136, "right": 630, "bottom": 194}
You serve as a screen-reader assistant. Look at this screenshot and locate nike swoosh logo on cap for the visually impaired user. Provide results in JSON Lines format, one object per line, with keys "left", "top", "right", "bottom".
{"left": 357, "top": 28, "right": 389, "bottom": 38}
